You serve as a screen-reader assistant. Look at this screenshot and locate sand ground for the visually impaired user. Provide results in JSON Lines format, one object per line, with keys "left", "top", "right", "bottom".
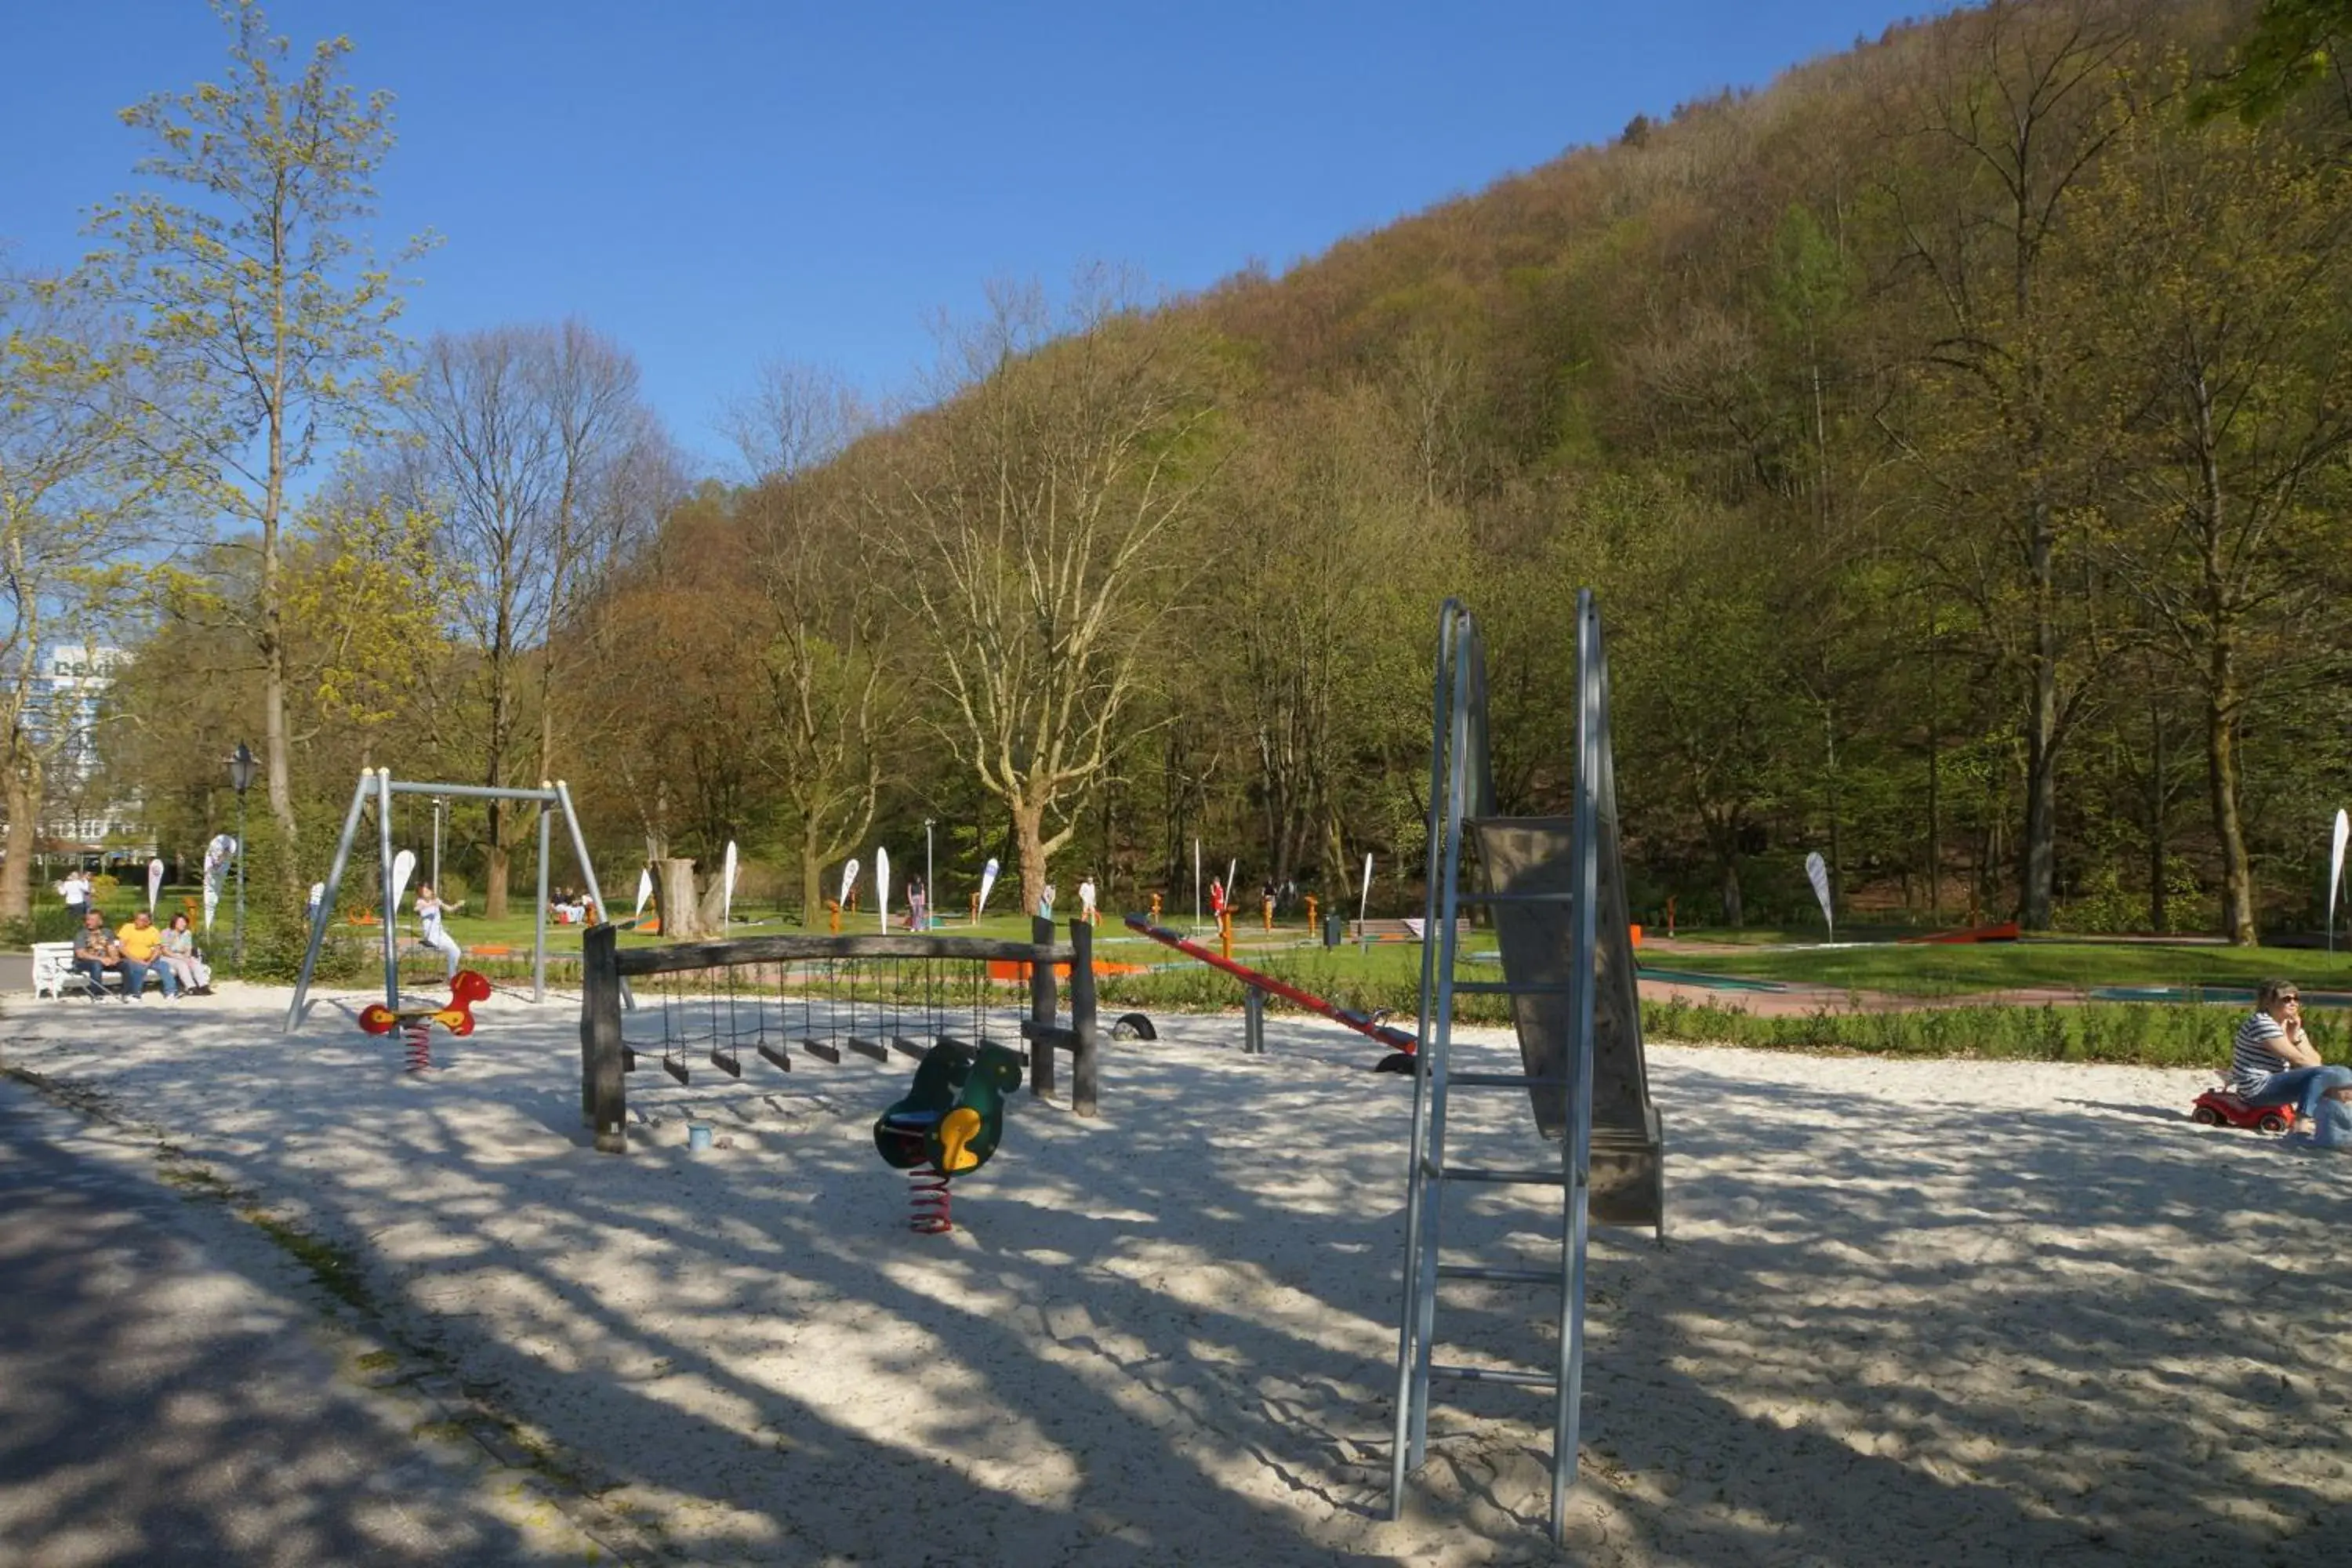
{"left": 2, "top": 980, "right": 2347, "bottom": 1566}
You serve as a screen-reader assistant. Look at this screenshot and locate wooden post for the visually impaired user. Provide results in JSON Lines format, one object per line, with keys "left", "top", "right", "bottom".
{"left": 583, "top": 922, "right": 628, "bottom": 1153}
{"left": 1029, "top": 913, "right": 1058, "bottom": 1099}
{"left": 1068, "top": 915, "right": 1099, "bottom": 1117}
{"left": 1305, "top": 894, "right": 1319, "bottom": 932}
{"left": 1219, "top": 910, "right": 1234, "bottom": 960}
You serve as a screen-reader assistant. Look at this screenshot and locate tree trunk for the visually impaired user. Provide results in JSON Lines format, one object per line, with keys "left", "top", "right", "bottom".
{"left": 1720, "top": 857, "right": 1744, "bottom": 928}
{"left": 1013, "top": 797, "right": 1048, "bottom": 920}
{"left": 699, "top": 866, "right": 731, "bottom": 931}
{"left": 2206, "top": 659, "right": 2256, "bottom": 946}
{"left": 800, "top": 818, "right": 825, "bottom": 928}
{"left": 0, "top": 750, "right": 39, "bottom": 922}
{"left": 484, "top": 831, "right": 511, "bottom": 922}
{"left": 2147, "top": 702, "right": 2169, "bottom": 935}
{"left": 2019, "top": 506, "right": 2060, "bottom": 931}
{"left": 652, "top": 857, "right": 706, "bottom": 940}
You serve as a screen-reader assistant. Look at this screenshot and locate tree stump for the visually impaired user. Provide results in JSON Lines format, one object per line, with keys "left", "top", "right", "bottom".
{"left": 652, "top": 858, "right": 706, "bottom": 941}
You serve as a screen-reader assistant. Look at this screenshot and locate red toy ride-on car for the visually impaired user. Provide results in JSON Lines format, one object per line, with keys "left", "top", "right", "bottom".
{"left": 2190, "top": 1087, "right": 2293, "bottom": 1134}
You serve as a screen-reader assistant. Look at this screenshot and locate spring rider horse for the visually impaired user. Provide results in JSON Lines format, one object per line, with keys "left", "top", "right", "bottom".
{"left": 872, "top": 1040, "right": 1023, "bottom": 1232}
{"left": 359, "top": 970, "right": 492, "bottom": 1073}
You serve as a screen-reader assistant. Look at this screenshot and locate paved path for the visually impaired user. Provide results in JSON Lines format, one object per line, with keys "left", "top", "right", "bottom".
{"left": 0, "top": 1076, "right": 623, "bottom": 1567}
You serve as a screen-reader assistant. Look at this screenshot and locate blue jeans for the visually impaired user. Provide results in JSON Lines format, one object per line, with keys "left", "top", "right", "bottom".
{"left": 2243, "top": 1065, "right": 2352, "bottom": 1123}
{"left": 71, "top": 956, "right": 110, "bottom": 995}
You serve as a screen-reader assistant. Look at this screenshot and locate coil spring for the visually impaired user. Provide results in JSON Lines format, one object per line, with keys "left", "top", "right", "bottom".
{"left": 402, "top": 1018, "right": 434, "bottom": 1073}
{"left": 907, "top": 1169, "right": 953, "bottom": 1233}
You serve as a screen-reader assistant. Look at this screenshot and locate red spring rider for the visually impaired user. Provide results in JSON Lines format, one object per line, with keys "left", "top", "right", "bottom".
{"left": 359, "top": 971, "right": 492, "bottom": 1073}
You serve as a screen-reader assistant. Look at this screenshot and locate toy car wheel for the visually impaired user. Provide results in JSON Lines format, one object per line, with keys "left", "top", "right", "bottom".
{"left": 1110, "top": 1011, "right": 1156, "bottom": 1041}
{"left": 2190, "top": 1105, "right": 2223, "bottom": 1126}
{"left": 2257, "top": 1112, "right": 2292, "bottom": 1134}
{"left": 1373, "top": 1051, "right": 1418, "bottom": 1076}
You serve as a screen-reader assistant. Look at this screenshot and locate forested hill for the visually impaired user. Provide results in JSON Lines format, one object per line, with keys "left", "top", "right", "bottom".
{"left": 1105, "top": 0, "right": 2349, "bottom": 939}
{"left": 97, "top": 0, "right": 2352, "bottom": 948}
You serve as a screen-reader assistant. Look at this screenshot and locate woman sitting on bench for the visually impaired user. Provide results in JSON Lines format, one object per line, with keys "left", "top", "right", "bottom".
{"left": 2232, "top": 980, "right": 2352, "bottom": 1138}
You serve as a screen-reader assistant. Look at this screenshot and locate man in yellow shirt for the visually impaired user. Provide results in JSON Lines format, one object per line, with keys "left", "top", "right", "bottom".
{"left": 113, "top": 909, "right": 178, "bottom": 1000}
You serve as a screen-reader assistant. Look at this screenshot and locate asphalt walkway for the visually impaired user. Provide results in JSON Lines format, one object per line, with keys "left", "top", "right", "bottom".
{"left": 0, "top": 1075, "right": 624, "bottom": 1566}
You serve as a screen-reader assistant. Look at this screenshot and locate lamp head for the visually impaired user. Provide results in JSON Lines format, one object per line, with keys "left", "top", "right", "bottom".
{"left": 228, "top": 742, "right": 257, "bottom": 796}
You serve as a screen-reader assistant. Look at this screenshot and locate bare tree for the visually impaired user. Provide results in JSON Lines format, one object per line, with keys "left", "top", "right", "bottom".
{"left": 402, "top": 321, "right": 665, "bottom": 916}
{"left": 729, "top": 361, "right": 898, "bottom": 924}
{"left": 883, "top": 281, "right": 1225, "bottom": 916}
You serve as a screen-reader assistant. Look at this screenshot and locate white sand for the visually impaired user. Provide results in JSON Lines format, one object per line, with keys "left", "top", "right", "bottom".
{"left": 3, "top": 980, "right": 2347, "bottom": 1566}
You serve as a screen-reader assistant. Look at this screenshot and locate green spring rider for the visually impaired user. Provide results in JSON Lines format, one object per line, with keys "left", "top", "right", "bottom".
{"left": 873, "top": 1040, "right": 1023, "bottom": 1232}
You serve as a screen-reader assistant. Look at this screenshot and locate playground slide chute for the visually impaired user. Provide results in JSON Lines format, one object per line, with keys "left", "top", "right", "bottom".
{"left": 1122, "top": 914, "right": 1420, "bottom": 1057}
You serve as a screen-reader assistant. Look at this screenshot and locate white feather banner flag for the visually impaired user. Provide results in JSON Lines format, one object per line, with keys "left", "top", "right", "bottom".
{"left": 874, "top": 847, "right": 891, "bottom": 933}
{"left": 722, "top": 840, "right": 739, "bottom": 931}
{"left": 1805, "top": 851, "right": 1834, "bottom": 940}
{"left": 976, "top": 857, "right": 1000, "bottom": 921}
{"left": 201, "top": 833, "right": 236, "bottom": 933}
{"left": 390, "top": 849, "right": 416, "bottom": 919}
{"left": 2330, "top": 809, "right": 2348, "bottom": 951}
{"left": 840, "top": 858, "right": 860, "bottom": 907}
{"left": 633, "top": 866, "right": 653, "bottom": 921}
{"left": 145, "top": 857, "right": 163, "bottom": 915}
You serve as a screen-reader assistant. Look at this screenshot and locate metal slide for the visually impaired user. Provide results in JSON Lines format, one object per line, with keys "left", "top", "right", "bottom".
{"left": 1389, "top": 592, "right": 1666, "bottom": 1545}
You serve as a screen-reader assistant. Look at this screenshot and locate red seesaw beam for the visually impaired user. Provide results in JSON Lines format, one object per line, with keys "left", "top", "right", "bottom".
{"left": 1122, "top": 914, "right": 1421, "bottom": 1055}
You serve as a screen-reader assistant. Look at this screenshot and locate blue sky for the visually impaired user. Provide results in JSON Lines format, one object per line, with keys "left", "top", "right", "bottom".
{"left": 2, "top": 1, "right": 1931, "bottom": 469}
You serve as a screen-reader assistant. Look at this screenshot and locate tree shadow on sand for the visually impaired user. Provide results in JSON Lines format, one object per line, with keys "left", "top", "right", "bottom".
{"left": 7, "top": 1003, "right": 2350, "bottom": 1564}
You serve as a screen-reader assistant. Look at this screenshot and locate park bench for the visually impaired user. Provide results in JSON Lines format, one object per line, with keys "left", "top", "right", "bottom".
{"left": 32, "top": 940, "right": 171, "bottom": 999}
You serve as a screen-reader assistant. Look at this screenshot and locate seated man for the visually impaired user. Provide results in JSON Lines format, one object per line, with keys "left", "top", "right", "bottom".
{"left": 70, "top": 909, "right": 120, "bottom": 1000}
{"left": 113, "top": 908, "right": 177, "bottom": 1000}
{"left": 2231, "top": 979, "right": 2350, "bottom": 1137}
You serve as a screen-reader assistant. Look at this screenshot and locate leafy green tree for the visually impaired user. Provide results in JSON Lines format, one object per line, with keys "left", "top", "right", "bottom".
{"left": 2069, "top": 79, "right": 2352, "bottom": 942}
{"left": 91, "top": 0, "right": 429, "bottom": 851}
{"left": 2194, "top": 0, "right": 2352, "bottom": 123}
{"left": 0, "top": 271, "right": 174, "bottom": 919}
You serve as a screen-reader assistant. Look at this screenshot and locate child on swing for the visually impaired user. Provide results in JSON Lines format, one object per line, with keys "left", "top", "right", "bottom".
{"left": 415, "top": 883, "right": 464, "bottom": 983}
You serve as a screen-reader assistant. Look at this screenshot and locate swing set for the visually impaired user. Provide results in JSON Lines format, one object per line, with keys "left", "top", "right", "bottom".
{"left": 284, "top": 770, "right": 618, "bottom": 1033}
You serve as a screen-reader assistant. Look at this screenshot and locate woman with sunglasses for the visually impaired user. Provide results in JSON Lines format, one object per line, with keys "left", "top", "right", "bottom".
{"left": 2231, "top": 980, "right": 2352, "bottom": 1138}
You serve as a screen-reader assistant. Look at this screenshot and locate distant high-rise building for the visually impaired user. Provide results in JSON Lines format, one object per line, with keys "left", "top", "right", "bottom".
{"left": 21, "top": 644, "right": 146, "bottom": 851}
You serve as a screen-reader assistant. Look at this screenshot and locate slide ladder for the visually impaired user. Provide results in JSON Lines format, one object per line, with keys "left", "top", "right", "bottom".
{"left": 1389, "top": 592, "right": 1664, "bottom": 1544}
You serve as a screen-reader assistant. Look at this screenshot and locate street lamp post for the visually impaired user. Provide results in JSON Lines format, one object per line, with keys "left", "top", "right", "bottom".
{"left": 923, "top": 818, "right": 935, "bottom": 931}
{"left": 228, "top": 742, "right": 257, "bottom": 972}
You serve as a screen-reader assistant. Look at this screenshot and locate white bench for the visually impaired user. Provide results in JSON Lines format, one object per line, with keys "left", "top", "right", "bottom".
{"left": 31, "top": 940, "right": 182, "bottom": 998}
{"left": 33, "top": 941, "right": 107, "bottom": 998}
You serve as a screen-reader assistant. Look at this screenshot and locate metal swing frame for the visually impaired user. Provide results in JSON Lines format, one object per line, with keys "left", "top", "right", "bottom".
{"left": 282, "top": 770, "right": 619, "bottom": 1033}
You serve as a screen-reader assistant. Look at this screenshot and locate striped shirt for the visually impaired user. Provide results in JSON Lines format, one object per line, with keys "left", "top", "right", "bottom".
{"left": 2230, "top": 1011, "right": 2291, "bottom": 1094}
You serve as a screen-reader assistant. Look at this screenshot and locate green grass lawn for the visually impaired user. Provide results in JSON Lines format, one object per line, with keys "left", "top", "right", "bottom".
{"left": 1644, "top": 936, "right": 2352, "bottom": 996}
